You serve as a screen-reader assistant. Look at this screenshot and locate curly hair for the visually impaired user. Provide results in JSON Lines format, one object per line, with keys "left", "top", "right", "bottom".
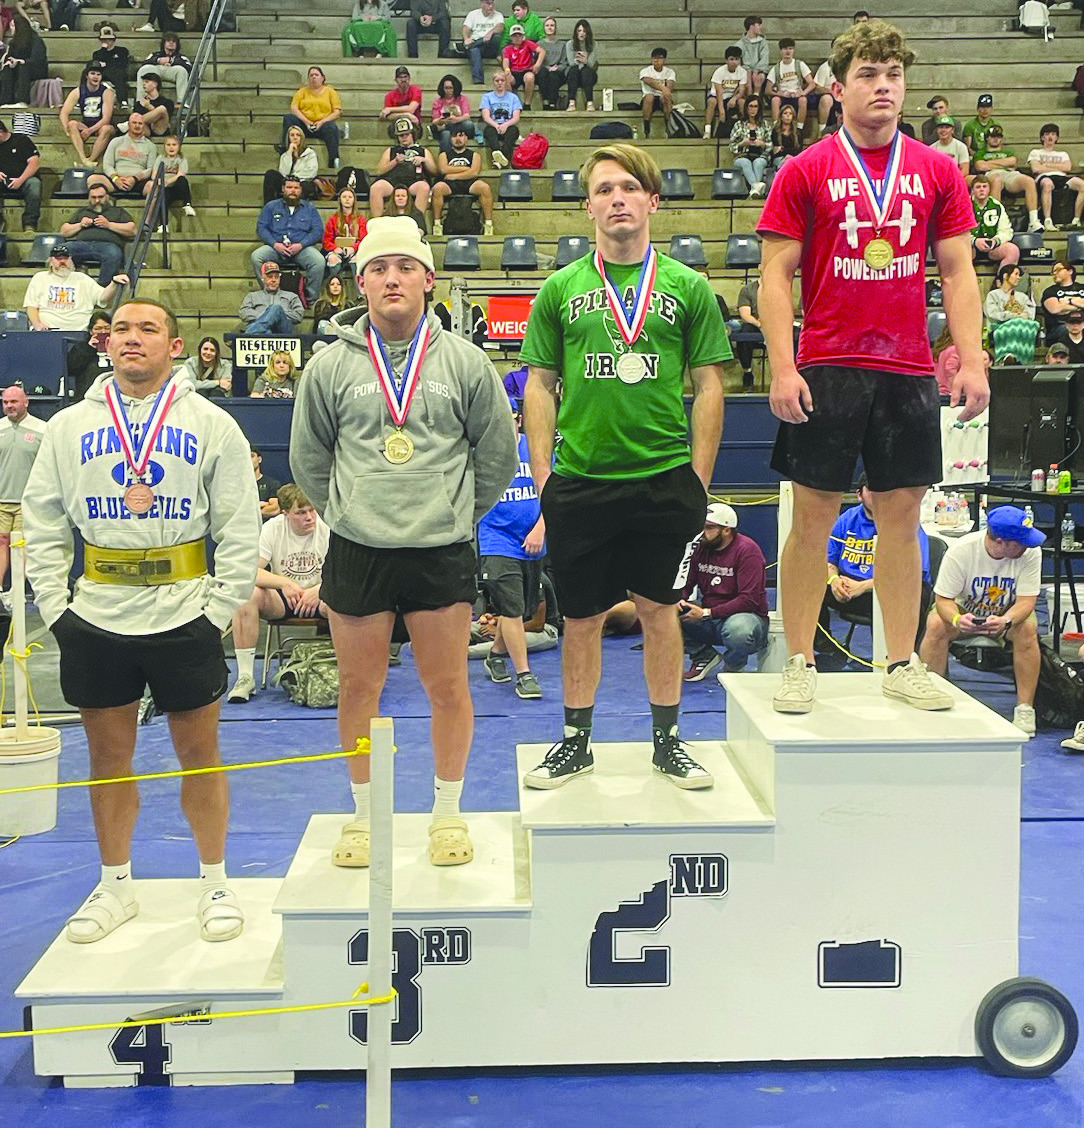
{"left": 828, "top": 20, "right": 915, "bottom": 86}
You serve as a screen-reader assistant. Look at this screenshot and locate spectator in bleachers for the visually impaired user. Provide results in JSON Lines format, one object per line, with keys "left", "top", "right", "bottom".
{"left": 388, "top": 183, "right": 428, "bottom": 233}
{"left": 431, "top": 73, "right": 475, "bottom": 152}
{"left": 500, "top": 0, "right": 541, "bottom": 46}
{"left": 92, "top": 113, "right": 157, "bottom": 196}
{"left": 0, "top": 15, "right": 46, "bottom": 107}
{"left": 0, "top": 116, "right": 40, "bottom": 234}
{"left": 18, "top": 0, "right": 50, "bottom": 30}
{"left": 985, "top": 263, "right": 1039, "bottom": 364}
{"left": 480, "top": 67, "right": 521, "bottom": 168}
{"left": 406, "top": 0, "right": 452, "bottom": 58}
{"left": 23, "top": 244, "right": 127, "bottom": 330}
{"left": 342, "top": 0, "right": 397, "bottom": 59}
{"left": 733, "top": 15, "right": 768, "bottom": 95}
{"left": 369, "top": 117, "right": 437, "bottom": 218}
{"left": 1042, "top": 260, "right": 1084, "bottom": 342}
{"left": 58, "top": 182, "right": 135, "bottom": 286}
{"left": 226, "top": 483, "right": 330, "bottom": 705}
{"left": 251, "top": 445, "right": 282, "bottom": 519}
{"left": 1027, "top": 123, "right": 1084, "bottom": 231}
{"left": 639, "top": 46, "right": 675, "bottom": 139}
{"left": 962, "top": 92, "right": 1001, "bottom": 155}
{"left": 970, "top": 175, "right": 1020, "bottom": 267}
{"left": 928, "top": 114, "right": 969, "bottom": 177}
{"left": 536, "top": 18, "right": 568, "bottom": 111}
{"left": 765, "top": 37, "right": 813, "bottom": 129}
{"left": 378, "top": 65, "right": 423, "bottom": 126}
{"left": 810, "top": 46, "right": 841, "bottom": 137}
{"left": 124, "top": 72, "right": 174, "bottom": 137}
{"left": 240, "top": 261, "right": 307, "bottom": 334}
{"left": 460, "top": 0, "right": 504, "bottom": 86}
{"left": 136, "top": 0, "right": 185, "bottom": 34}
{"left": 281, "top": 66, "right": 342, "bottom": 172}
{"left": 1046, "top": 340, "right": 1071, "bottom": 364}
{"left": 137, "top": 34, "right": 191, "bottom": 104}
{"left": 148, "top": 134, "right": 195, "bottom": 225}
{"left": 91, "top": 22, "right": 129, "bottom": 105}
{"left": 323, "top": 185, "right": 367, "bottom": 277}
{"left": 59, "top": 62, "right": 115, "bottom": 169}
{"left": 852, "top": 9, "right": 869, "bottom": 20}
{"left": 565, "top": 19, "right": 597, "bottom": 112}
{"left": 973, "top": 125, "right": 1040, "bottom": 232}
{"left": 181, "top": 335, "right": 232, "bottom": 396}
{"left": 432, "top": 124, "right": 494, "bottom": 236}
{"left": 730, "top": 275, "right": 762, "bottom": 387}
{"left": 1058, "top": 311, "right": 1084, "bottom": 363}
{"left": 264, "top": 124, "right": 319, "bottom": 204}
{"left": 896, "top": 111, "right": 915, "bottom": 140}
{"left": 921, "top": 95, "right": 963, "bottom": 145}
{"left": 252, "top": 175, "right": 326, "bottom": 302}
{"left": 502, "top": 22, "right": 543, "bottom": 110}
{"left": 251, "top": 350, "right": 300, "bottom": 398}
{"left": 312, "top": 275, "right": 357, "bottom": 332}
{"left": 66, "top": 309, "right": 111, "bottom": 401}
{"left": 767, "top": 102, "right": 801, "bottom": 185}
{"left": 729, "top": 92, "right": 771, "bottom": 197}
{"left": 704, "top": 46, "right": 748, "bottom": 139}
{"left": 931, "top": 323, "right": 958, "bottom": 395}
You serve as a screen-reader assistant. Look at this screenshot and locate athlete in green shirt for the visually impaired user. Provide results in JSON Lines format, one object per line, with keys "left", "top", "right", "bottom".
{"left": 521, "top": 142, "right": 729, "bottom": 791}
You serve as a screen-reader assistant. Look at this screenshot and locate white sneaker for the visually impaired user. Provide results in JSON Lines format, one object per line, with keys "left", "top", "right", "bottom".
{"left": 1027, "top": 220, "right": 1043, "bottom": 233}
{"left": 703, "top": 125, "right": 712, "bottom": 138}
{"left": 882, "top": 652, "right": 953, "bottom": 710}
{"left": 136, "top": 22, "right": 154, "bottom": 30}
{"left": 183, "top": 204, "right": 196, "bottom": 216}
{"left": 750, "top": 181, "right": 767, "bottom": 197}
{"left": 1044, "top": 217, "right": 1056, "bottom": 232}
{"left": 1060, "top": 721, "right": 1084, "bottom": 751}
{"left": 432, "top": 219, "right": 443, "bottom": 236}
{"left": 773, "top": 653, "right": 817, "bottom": 713}
{"left": 1012, "top": 703, "right": 1037, "bottom": 738}
{"left": 227, "top": 673, "right": 256, "bottom": 703}
{"left": 492, "top": 149, "right": 508, "bottom": 169}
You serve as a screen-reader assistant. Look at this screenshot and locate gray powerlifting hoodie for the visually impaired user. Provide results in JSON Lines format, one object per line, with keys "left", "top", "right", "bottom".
{"left": 290, "top": 307, "right": 518, "bottom": 548}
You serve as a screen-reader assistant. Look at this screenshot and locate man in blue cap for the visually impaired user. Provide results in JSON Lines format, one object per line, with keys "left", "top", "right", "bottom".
{"left": 920, "top": 505, "right": 1044, "bottom": 735}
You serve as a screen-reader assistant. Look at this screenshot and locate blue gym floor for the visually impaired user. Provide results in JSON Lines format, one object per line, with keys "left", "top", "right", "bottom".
{"left": 1, "top": 633, "right": 1082, "bottom": 1127}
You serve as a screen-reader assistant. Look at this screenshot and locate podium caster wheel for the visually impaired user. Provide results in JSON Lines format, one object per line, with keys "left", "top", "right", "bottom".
{"left": 975, "top": 977, "right": 1079, "bottom": 1077}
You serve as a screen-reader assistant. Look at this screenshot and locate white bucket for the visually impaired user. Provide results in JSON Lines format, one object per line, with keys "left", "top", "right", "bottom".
{"left": 0, "top": 727, "right": 62, "bottom": 837}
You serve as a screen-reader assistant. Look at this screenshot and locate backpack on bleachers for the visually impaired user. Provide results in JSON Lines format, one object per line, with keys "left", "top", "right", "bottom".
{"left": 442, "top": 194, "right": 482, "bottom": 236}
{"left": 1018, "top": 0, "right": 1050, "bottom": 36}
{"left": 590, "top": 122, "right": 633, "bottom": 140}
{"left": 512, "top": 132, "right": 549, "bottom": 169}
{"left": 666, "top": 108, "right": 700, "bottom": 139}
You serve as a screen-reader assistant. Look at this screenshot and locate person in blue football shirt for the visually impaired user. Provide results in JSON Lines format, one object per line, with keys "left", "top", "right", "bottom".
{"left": 477, "top": 399, "right": 545, "bottom": 698}
{"left": 817, "top": 473, "right": 931, "bottom": 656}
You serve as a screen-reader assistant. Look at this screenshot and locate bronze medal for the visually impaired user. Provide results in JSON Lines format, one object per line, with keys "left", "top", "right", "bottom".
{"left": 124, "top": 483, "right": 155, "bottom": 513}
{"left": 863, "top": 237, "right": 894, "bottom": 270}
{"left": 383, "top": 430, "right": 415, "bottom": 465}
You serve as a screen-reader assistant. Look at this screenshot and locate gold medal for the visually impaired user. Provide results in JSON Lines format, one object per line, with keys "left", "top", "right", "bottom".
{"left": 124, "top": 483, "right": 155, "bottom": 513}
{"left": 863, "top": 237, "right": 894, "bottom": 270}
{"left": 383, "top": 430, "right": 415, "bottom": 465}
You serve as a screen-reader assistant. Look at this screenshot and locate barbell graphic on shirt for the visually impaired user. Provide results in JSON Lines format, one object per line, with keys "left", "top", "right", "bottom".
{"left": 838, "top": 199, "right": 916, "bottom": 251}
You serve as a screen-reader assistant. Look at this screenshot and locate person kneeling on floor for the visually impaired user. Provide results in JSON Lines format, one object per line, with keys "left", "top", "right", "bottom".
{"left": 919, "top": 505, "right": 1043, "bottom": 736}
{"left": 680, "top": 502, "right": 770, "bottom": 681}
{"left": 228, "top": 483, "right": 331, "bottom": 704}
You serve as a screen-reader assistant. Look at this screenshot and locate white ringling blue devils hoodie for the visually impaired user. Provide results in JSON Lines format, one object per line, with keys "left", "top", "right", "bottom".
{"left": 22, "top": 370, "right": 261, "bottom": 633}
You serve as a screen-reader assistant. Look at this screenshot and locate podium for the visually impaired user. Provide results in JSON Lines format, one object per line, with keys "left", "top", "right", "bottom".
{"left": 19, "top": 673, "right": 1074, "bottom": 1086}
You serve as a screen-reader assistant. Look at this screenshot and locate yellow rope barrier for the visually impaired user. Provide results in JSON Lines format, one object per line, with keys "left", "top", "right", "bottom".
{"left": 0, "top": 738, "right": 386, "bottom": 798}
{"left": 0, "top": 835, "right": 20, "bottom": 850}
{"left": 0, "top": 984, "right": 399, "bottom": 1041}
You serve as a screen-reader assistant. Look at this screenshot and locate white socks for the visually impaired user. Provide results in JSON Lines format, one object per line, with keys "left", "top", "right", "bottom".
{"left": 1029, "top": 209, "right": 1040, "bottom": 226}
{"left": 102, "top": 861, "right": 135, "bottom": 905}
{"left": 351, "top": 781, "right": 371, "bottom": 825}
{"left": 235, "top": 647, "right": 256, "bottom": 682}
{"left": 432, "top": 777, "right": 464, "bottom": 820}
{"left": 200, "top": 860, "right": 227, "bottom": 887}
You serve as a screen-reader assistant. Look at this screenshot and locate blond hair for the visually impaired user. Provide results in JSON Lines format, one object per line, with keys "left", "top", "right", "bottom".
{"left": 827, "top": 19, "right": 915, "bottom": 86}
{"left": 263, "top": 350, "right": 298, "bottom": 384}
{"left": 579, "top": 143, "right": 662, "bottom": 198}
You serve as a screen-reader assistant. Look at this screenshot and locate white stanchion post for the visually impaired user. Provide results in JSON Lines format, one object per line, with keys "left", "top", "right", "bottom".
{"left": 10, "top": 540, "right": 29, "bottom": 738}
{"left": 366, "top": 717, "right": 395, "bottom": 1128}
{"left": 775, "top": 481, "right": 793, "bottom": 623}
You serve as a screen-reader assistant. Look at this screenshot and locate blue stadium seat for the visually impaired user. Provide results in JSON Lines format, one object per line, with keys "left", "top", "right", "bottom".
{"left": 0, "top": 311, "right": 29, "bottom": 330}
{"left": 1011, "top": 231, "right": 1046, "bottom": 262}
{"left": 660, "top": 168, "right": 695, "bottom": 201}
{"left": 24, "top": 234, "right": 63, "bottom": 265}
{"left": 443, "top": 236, "right": 481, "bottom": 270}
{"left": 554, "top": 235, "right": 590, "bottom": 269}
{"left": 501, "top": 236, "right": 537, "bottom": 270}
{"left": 725, "top": 234, "right": 760, "bottom": 269}
{"left": 711, "top": 169, "right": 748, "bottom": 199}
{"left": 498, "top": 171, "right": 533, "bottom": 203}
{"left": 551, "top": 170, "right": 584, "bottom": 202}
{"left": 669, "top": 235, "right": 708, "bottom": 268}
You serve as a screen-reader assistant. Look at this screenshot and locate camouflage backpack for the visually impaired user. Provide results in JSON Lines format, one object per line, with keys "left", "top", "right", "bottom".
{"left": 274, "top": 640, "right": 339, "bottom": 708}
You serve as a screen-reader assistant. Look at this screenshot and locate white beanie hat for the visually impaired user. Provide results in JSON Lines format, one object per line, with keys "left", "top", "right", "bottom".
{"left": 355, "top": 215, "right": 435, "bottom": 274}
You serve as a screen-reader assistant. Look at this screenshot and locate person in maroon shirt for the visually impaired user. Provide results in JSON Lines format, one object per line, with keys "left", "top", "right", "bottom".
{"left": 756, "top": 20, "right": 988, "bottom": 715}
{"left": 680, "top": 503, "right": 770, "bottom": 681}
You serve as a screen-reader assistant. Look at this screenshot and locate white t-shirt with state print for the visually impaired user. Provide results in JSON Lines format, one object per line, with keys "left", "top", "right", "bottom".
{"left": 766, "top": 58, "right": 811, "bottom": 96}
{"left": 259, "top": 512, "right": 331, "bottom": 587}
{"left": 709, "top": 63, "right": 748, "bottom": 99}
{"left": 934, "top": 530, "right": 1041, "bottom": 617}
{"left": 640, "top": 64, "right": 675, "bottom": 97}
{"left": 1027, "top": 147, "right": 1071, "bottom": 173}
{"left": 22, "top": 269, "right": 107, "bottom": 331}
{"left": 463, "top": 7, "right": 504, "bottom": 40}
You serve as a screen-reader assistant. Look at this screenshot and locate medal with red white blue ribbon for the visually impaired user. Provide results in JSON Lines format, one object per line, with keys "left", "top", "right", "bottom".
{"left": 366, "top": 317, "right": 429, "bottom": 464}
{"left": 837, "top": 127, "right": 903, "bottom": 269}
{"left": 594, "top": 246, "right": 657, "bottom": 384}
{"left": 104, "top": 375, "right": 177, "bottom": 514}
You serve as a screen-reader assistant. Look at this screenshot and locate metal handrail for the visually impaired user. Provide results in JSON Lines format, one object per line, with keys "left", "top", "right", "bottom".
{"left": 177, "top": 0, "right": 232, "bottom": 145}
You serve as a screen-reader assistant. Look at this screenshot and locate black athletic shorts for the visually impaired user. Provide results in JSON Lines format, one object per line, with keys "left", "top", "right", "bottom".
{"left": 321, "top": 532, "right": 477, "bottom": 617}
{"left": 540, "top": 462, "right": 706, "bottom": 620}
{"left": 770, "top": 365, "right": 942, "bottom": 493}
{"left": 51, "top": 610, "right": 227, "bottom": 712}
{"left": 448, "top": 177, "right": 482, "bottom": 196}
{"left": 480, "top": 555, "right": 542, "bottom": 619}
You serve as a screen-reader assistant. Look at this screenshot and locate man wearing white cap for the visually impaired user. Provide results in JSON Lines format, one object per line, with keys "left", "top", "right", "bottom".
{"left": 291, "top": 216, "right": 518, "bottom": 869}
{"left": 679, "top": 502, "right": 769, "bottom": 681}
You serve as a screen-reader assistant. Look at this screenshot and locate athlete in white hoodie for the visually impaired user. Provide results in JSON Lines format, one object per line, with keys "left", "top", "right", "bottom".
{"left": 23, "top": 299, "right": 261, "bottom": 946}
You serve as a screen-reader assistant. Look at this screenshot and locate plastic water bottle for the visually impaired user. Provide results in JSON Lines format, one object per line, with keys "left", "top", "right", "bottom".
{"left": 1025, "top": 504, "right": 1035, "bottom": 528}
{"left": 1047, "top": 463, "right": 1060, "bottom": 494}
{"left": 978, "top": 496, "right": 988, "bottom": 530}
{"left": 1062, "top": 514, "right": 1076, "bottom": 552}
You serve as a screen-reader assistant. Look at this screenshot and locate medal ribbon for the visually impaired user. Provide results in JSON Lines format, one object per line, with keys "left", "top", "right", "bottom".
{"left": 104, "top": 375, "right": 177, "bottom": 482}
{"left": 366, "top": 318, "right": 429, "bottom": 430}
{"left": 594, "top": 247, "right": 657, "bottom": 348}
{"left": 837, "top": 127, "right": 903, "bottom": 232}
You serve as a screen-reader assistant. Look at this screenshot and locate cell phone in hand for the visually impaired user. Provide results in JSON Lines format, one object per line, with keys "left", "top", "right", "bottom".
{"left": 970, "top": 615, "right": 987, "bottom": 625}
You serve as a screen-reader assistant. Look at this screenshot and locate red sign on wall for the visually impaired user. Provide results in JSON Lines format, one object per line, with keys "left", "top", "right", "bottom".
{"left": 486, "top": 295, "right": 536, "bottom": 340}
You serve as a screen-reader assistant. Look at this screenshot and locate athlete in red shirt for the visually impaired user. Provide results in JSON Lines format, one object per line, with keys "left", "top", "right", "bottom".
{"left": 756, "top": 21, "right": 988, "bottom": 714}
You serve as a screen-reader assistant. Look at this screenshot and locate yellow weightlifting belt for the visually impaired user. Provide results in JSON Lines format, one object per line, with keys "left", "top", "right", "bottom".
{"left": 83, "top": 541, "right": 208, "bottom": 586}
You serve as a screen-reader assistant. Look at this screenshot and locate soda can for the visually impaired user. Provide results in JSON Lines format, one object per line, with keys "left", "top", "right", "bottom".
{"left": 1032, "top": 469, "right": 1046, "bottom": 492}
